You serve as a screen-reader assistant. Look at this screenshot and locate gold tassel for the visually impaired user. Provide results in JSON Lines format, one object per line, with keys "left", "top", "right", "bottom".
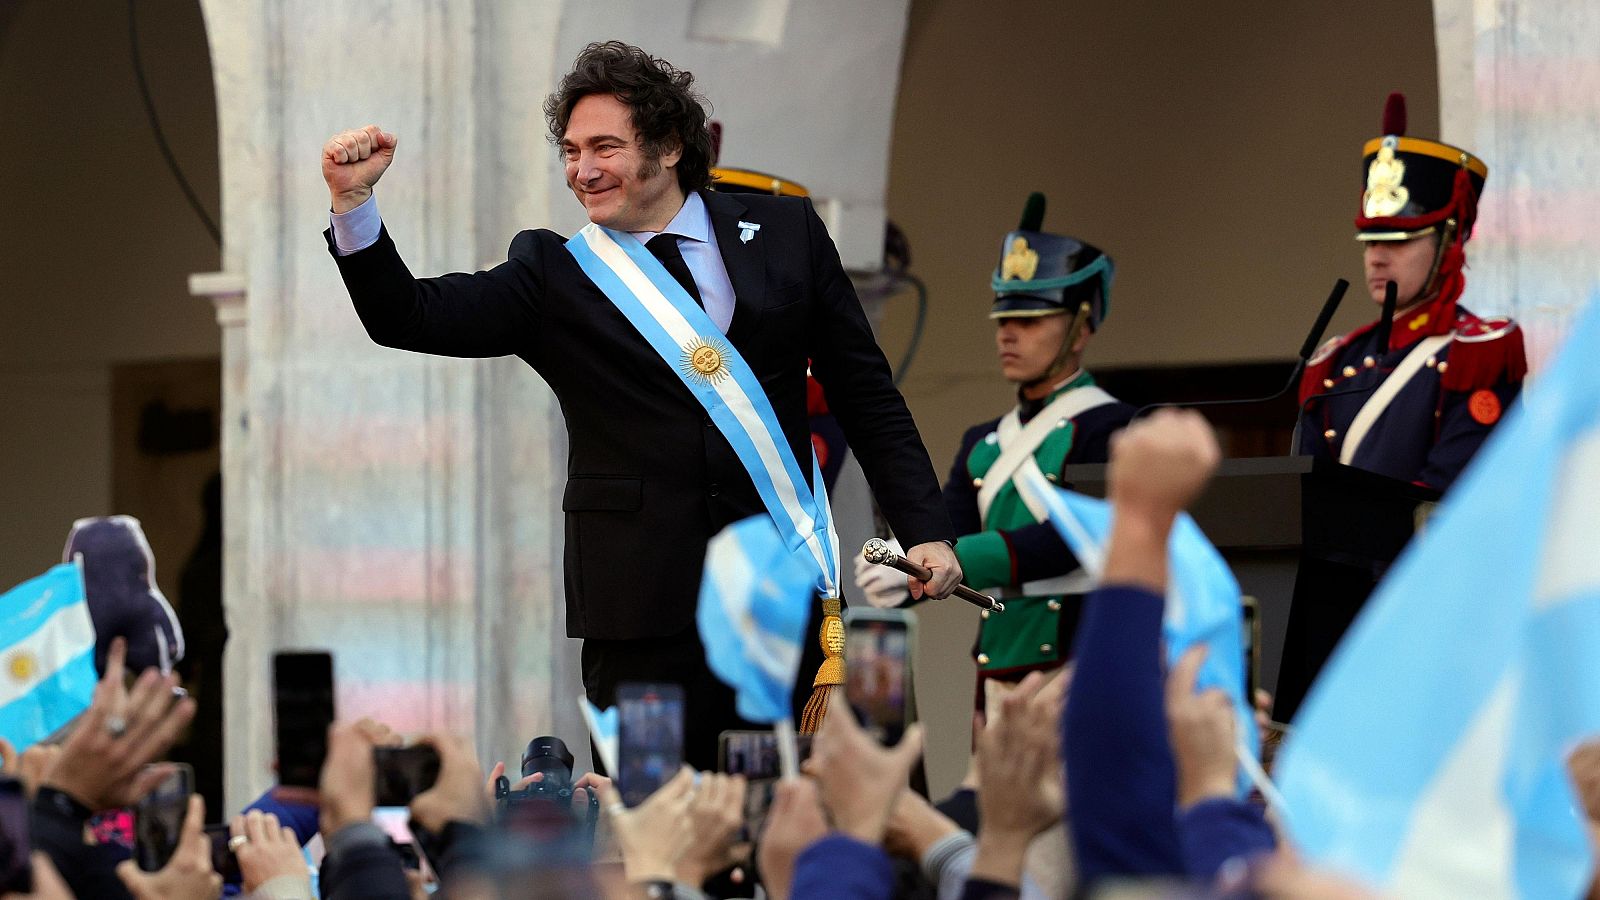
{"left": 799, "top": 598, "right": 845, "bottom": 734}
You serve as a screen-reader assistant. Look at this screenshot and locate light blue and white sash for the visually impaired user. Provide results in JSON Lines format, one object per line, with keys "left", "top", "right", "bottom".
{"left": 565, "top": 223, "right": 841, "bottom": 598}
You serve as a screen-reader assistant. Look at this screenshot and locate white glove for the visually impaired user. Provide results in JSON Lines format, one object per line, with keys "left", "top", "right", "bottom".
{"left": 853, "top": 537, "right": 910, "bottom": 608}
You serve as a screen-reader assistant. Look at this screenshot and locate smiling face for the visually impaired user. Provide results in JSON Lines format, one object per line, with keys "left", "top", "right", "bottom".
{"left": 560, "top": 93, "right": 685, "bottom": 232}
{"left": 1362, "top": 231, "right": 1441, "bottom": 311}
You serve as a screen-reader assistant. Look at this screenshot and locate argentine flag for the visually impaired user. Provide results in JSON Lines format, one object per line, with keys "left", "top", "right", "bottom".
{"left": 697, "top": 515, "right": 812, "bottom": 726}
{"left": 1017, "top": 466, "right": 1260, "bottom": 793}
{"left": 0, "top": 562, "right": 97, "bottom": 751}
{"left": 1275, "top": 298, "right": 1600, "bottom": 898}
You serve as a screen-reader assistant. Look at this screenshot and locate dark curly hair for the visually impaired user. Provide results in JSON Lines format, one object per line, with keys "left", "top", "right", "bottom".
{"left": 544, "top": 41, "right": 714, "bottom": 194}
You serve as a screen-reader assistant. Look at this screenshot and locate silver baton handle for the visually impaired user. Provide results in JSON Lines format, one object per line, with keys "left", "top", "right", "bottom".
{"left": 861, "top": 538, "right": 1004, "bottom": 613}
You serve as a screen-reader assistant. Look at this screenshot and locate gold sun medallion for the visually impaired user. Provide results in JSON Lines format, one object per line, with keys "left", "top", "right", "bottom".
{"left": 680, "top": 336, "right": 731, "bottom": 384}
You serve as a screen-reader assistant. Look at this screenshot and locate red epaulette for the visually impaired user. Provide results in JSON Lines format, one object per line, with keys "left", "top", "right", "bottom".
{"left": 1298, "top": 322, "right": 1375, "bottom": 405}
{"left": 1442, "top": 313, "right": 1527, "bottom": 392}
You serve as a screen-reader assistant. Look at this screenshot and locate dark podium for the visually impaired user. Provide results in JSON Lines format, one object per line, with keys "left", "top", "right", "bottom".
{"left": 1060, "top": 455, "right": 1438, "bottom": 721}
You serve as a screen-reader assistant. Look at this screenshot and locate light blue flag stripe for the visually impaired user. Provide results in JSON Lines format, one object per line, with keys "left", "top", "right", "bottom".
{"left": 0, "top": 646, "right": 97, "bottom": 749}
{"left": 582, "top": 698, "right": 620, "bottom": 775}
{"left": 0, "top": 563, "right": 91, "bottom": 648}
{"left": 1275, "top": 296, "right": 1600, "bottom": 898}
{"left": 564, "top": 227, "right": 839, "bottom": 596}
{"left": 1019, "top": 468, "right": 1257, "bottom": 790}
{"left": 698, "top": 516, "right": 812, "bottom": 724}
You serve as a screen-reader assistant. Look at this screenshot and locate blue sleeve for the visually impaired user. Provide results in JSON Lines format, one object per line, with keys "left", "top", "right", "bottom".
{"left": 330, "top": 195, "right": 383, "bottom": 255}
{"left": 790, "top": 834, "right": 896, "bottom": 900}
{"left": 242, "top": 790, "right": 321, "bottom": 846}
{"left": 1175, "top": 798, "right": 1276, "bottom": 881}
{"left": 1063, "top": 583, "right": 1183, "bottom": 882}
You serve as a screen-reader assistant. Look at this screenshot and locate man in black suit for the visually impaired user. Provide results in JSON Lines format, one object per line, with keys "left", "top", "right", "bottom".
{"left": 320, "top": 41, "right": 959, "bottom": 768}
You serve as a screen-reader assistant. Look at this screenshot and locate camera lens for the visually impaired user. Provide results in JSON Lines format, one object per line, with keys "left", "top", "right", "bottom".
{"left": 521, "top": 736, "right": 575, "bottom": 785}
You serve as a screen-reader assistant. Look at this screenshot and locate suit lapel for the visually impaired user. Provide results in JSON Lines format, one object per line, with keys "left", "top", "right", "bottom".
{"left": 702, "top": 190, "right": 766, "bottom": 345}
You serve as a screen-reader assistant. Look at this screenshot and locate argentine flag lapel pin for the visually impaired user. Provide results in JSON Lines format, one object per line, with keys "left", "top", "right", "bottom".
{"left": 737, "top": 220, "right": 761, "bottom": 244}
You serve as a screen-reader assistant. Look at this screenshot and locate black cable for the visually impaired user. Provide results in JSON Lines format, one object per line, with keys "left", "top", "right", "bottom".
{"left": 892, "top": 272, "right": 929, "bottom": 387}
{"left": 127, "top": 0, "right": 221, "bottom": 247}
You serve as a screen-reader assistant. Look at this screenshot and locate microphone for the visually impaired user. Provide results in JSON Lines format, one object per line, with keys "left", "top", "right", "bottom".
{"left": 1373, "top": 280, "right": 1398, "bottom": 356}
{"left": 1300, "top": 278, "right": 1353, "bottom": 362}
{"left": 1297, "top": 281, "right": 1399, "bottom": 418}
{"left": 861, "top": 539, "right": 1004, "bottom": 613}
{"left": 1134, "top": 279, "right": 1349, "bottom": 420}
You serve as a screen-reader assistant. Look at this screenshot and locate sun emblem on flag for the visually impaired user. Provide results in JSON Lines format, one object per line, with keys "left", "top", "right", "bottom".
{"left": 680, "top": 336, "right": 732, "bottom": 384}
{"left": 8, "top": 651, "right": 37, "bottom": 683}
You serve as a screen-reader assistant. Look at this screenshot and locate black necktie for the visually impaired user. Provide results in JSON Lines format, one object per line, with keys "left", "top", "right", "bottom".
{"left": 645, "top": 233, "right": 705, "bottom": 309}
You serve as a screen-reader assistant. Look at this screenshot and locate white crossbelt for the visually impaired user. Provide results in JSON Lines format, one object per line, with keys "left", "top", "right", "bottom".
{"left": 1340, "top": 334, "right": 1453, "bottom": 465}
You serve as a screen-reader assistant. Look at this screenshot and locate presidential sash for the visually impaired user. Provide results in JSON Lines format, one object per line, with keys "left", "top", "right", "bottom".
{"left": 564, "top": 223, "right": 841, "bottom": 599}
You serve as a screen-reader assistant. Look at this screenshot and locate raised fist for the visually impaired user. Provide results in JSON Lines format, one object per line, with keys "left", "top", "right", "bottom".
{"left": 1106, "top": 408, "right": 1220, "bottom": 520}
{"left": 321, "top": 125, "right": 397, "bottom": 213}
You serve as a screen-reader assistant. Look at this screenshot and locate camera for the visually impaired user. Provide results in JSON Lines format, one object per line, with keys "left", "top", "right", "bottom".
{"left": 494, "top": 737, "right": 599, "bottom": 843}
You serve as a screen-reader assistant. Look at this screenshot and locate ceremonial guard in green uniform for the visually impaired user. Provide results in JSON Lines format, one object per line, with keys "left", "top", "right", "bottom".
{"left": 855, "top": 194, "right": 1135, "bottom": 696}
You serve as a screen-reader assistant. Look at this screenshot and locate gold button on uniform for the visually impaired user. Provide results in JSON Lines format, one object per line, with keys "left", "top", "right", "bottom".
{"left": 976, "top": 653, "right": 990, "bottom": 665}
{"left": 1437, "top": 361, "right": 1449, "bottom": 374}
{"left": 1045, "top": 472, "right": 1058, "bottom": 483}
{"left": 1324, "top": 428, "right": 1337, "bottom": 440}
{"left": 972, "top": 477, "right": 984, "bottom": 488}
{"left": 1363, "top": 356, "right": 1376, "bottom": 368}
{"left": 1323, "top": 378, "right": 1335, "bottom": 388}
{"left": 1047, "top": 599, "right": 1062, "bottom": 611}
{"left": 1343, "top": 365, "right": 1358, "bottom": 377}
{"left": 1039, "top": 643, "right": 1054, "bottom": 654}
{"left": 980, "top": 609, "right": 990, "bottom": 620}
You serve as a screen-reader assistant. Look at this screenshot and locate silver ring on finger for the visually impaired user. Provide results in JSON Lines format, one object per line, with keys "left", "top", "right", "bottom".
{"left": 104, "top": 715, "right": 127, "bottom": 738}
{"left": 227, "top": 834, "right": 249, "bottom": 852}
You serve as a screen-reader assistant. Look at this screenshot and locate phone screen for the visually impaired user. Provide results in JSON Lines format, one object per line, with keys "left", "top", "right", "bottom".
{"left": 1242, "top": 597, "right": 1260, "bottom": 702}
{"left": 135, "top": 764, "right": 193, "bottom": 872}
{"left": 844, "top": 612, "right": 911, "bottom": 745}
{"left": 717, "top": 730, "right": 813, "bottom": 839}
{"left": 0, "top": 778, "right": 32, "bottom": 893}
{"left": 201, "top": 824, "right": 243, "bottom": 883}
{"left": 273, "top": 652, "right": 335, "bottom": 789}
{"left": 616, "top": 682, "right": 685, "bottom": 807}
{"left": 372, "top": 745, "right": 442, "bottom": 807}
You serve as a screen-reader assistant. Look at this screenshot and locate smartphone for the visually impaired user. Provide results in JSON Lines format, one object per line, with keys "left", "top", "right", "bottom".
{"left": 201, "top": 824, "right": 243, "bottom": 883}
{"left": 273, "top": 651, "right": 335, "bottom": 789}
{"left": 0, "top": 778, "right": 32, "bottom": 893}
{"left": 372, "top": 745, "right": 442, "bottom": 807}
{"left": 135, "top": 764, "right": 193, "bottom": 872}
{"left": 616, "top": 682, "right": 685, "bottom": 807}
{"left": 717, "top": 730, "right": 813, "bottom": 839}
{"left": 372, "top": 806, "right": 431, "bottom": 878}
{"left": 843, "top": 608, "right": 916, "bottom": 745}
{"left": 1241, "top": 596, "right": 1260, "bottom": 702}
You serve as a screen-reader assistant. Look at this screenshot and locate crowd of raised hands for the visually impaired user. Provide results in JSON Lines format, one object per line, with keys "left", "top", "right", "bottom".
{"left": 0, "top": 639, "right": 1077, "bottom": 900}
{"left": 3, "top": 410, "right": 1472, "bottom": 899}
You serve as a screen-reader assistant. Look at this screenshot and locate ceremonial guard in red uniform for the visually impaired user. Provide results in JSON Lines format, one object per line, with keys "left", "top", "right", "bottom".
{"left": 1298, "top": 93, "right": 1525, "bottom": 491}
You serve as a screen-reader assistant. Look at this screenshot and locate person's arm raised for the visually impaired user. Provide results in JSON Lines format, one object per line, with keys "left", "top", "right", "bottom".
{"left": 322, "top": 125, "right": 397, "bottom": 215}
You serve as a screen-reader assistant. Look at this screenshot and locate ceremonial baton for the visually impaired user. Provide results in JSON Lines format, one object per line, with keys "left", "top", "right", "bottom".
{"left": 861, "top": 538, "right": 1005, "bottom": 613}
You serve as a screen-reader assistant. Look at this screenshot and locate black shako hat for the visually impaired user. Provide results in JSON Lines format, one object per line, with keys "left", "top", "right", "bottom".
{"left": 990, "top": 192, "right": 1113, "bottom": 328}
{"left": 1356, "top": 92, "right": 1488, "bottom": 242}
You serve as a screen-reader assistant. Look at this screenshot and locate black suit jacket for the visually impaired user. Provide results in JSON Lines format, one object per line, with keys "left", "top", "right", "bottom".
{"left": 328, "top": 189, "right": 952, "bottom": 639}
